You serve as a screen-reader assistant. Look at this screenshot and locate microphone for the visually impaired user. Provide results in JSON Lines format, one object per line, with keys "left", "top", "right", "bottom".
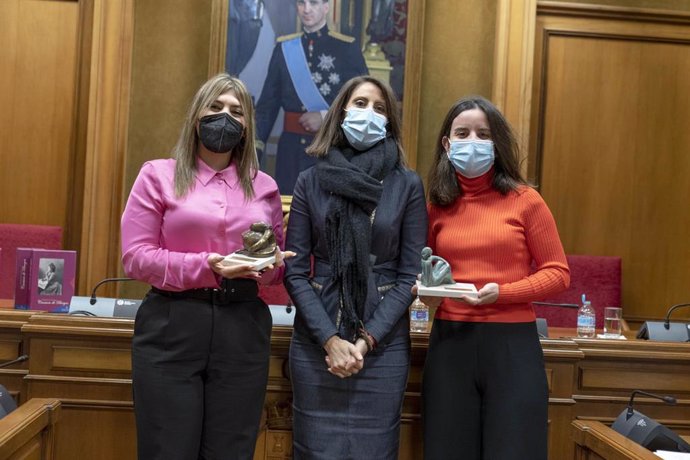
{"left": 531, "top": 301, "right": 581, "bottom": 338}
{"left": 532, "top": 301, "right": 579, "bottom": 309}
{"left": 625, "top": 390, "right": 676, "bottom": 420}
{"left": 637, "top": 302, "right": 690, "bottom": 342}
{"left": 69, "top": 278, "right": 142, "bottom": 318}
{"left": 0, "top": 355, "right": 28, "bottom": 369}
{"left": 664, "top": 303, "right": 690, "bottom": 329}
{"left": 89, "top": 277, "right": 135, "bottom": 305}
{"left": 612, "top": 389, "right": 690, "bottom": 453}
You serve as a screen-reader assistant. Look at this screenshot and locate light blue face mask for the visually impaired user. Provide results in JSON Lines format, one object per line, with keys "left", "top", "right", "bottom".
{"left": 447, "top": 139, "right": 495, "bottom": 178}
{"left": 341, "top": 107, "right": 387, "bottom": 151}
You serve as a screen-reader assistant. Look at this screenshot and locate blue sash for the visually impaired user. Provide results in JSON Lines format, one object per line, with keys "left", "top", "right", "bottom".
{"left": 281, "top": 38, "right": 329, "bottom": 112}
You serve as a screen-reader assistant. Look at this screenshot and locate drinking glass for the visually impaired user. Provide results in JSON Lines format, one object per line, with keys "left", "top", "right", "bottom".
{"left": 603, "top": 306, "right": 623, "bottom": 338}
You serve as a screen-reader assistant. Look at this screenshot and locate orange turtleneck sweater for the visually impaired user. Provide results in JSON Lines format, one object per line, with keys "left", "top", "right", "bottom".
{"left": 428, "top": 170, "right": 570, "bottom": 323}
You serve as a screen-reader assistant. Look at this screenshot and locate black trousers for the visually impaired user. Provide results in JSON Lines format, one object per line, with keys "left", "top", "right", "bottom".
{"left": 132, "top": 280, "right": 271, "bottom": 460}
{"left": 422, "top": 320, "right": 548, "bottom": 460}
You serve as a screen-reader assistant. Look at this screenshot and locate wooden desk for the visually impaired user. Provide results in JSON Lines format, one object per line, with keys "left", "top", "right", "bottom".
{"left": 21, "top": 314, "right": 136, "bottom": 460}
{"left": 572, "top": 419, "right": 661, "bottom": 459}
{"left": 0, "top": 309, "right": 33, "bottom": 404}
{"left": 0, "top": 398, "right": 61, "bottom": 460}
{"left": 3, "top": 311, "right": 690, "bottom": 460}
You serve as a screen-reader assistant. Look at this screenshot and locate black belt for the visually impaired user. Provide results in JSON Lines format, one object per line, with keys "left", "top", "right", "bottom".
{"left": 151, "top": 279, "right": 258, "bottom": 304}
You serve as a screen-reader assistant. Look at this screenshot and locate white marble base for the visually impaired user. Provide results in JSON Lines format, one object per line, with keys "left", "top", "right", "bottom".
{"left": 416, "top": 280, "right": 478, "bottom": 299}
{"left": 222, "top": 252, "right": 276, "bottom": 271}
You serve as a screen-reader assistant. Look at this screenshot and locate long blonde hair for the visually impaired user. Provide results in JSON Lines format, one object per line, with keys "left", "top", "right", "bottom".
{"left": 172, "top": 73, "right": 259, "bottom": 198}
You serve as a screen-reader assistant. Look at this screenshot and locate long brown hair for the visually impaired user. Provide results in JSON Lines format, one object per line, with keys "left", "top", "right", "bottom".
{"left": 306, "top": 75, "right": 407, "bottom": 167}
{"left": 172, "top": 73, "right": 259, "bottom": 198}
{"left": 427, "top": 96, "right": 526, "bottom": 206}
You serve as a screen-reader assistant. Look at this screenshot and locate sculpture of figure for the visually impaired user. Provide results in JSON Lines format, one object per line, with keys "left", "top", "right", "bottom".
{"left": 420, "top": 246, "right": 454, "bottom": 287}
{"left": 239, "top": 222, "right": 276, "bottom": 257}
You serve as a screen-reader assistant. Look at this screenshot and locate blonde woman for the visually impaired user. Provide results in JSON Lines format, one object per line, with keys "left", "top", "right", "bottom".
{"left": 121, "top": 74, "right": 293, "bottom": 460}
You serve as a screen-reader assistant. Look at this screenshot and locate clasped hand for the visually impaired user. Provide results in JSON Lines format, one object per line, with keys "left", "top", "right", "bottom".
{"left": 323, "top": 335, "right": 369, "bottom": 379}
{"left": 207, "top": 248, "right": 296, "bottom": 280}
{"left": 298, "top": 112, "right": 323, "bottom": 133}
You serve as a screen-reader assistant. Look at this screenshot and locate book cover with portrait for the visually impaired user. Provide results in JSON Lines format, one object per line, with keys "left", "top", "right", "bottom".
{"left": 14, "top": 249, "right": 76, "bottom": 312}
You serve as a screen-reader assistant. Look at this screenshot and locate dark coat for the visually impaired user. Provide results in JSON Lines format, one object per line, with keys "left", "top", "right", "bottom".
{"left": 284, "top": 165, "right": 428, "bottom": 347}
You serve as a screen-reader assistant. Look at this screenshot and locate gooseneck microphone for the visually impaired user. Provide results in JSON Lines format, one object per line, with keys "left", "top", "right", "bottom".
{"left": 89, "top": 277, "right": 135, "bottom": 305}
{"left": 532, "top": 301, "right": 579, "bottom": 309}
{"left": 0, "top": 355, "right": 29, "bottom": 369}
{"left": 664, "top": 303, "right": 690, "bottom": 329}
{"left": 626, "top": 390, "right": 676, "bottom": 420}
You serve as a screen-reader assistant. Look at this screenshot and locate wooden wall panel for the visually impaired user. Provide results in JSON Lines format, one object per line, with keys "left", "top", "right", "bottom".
{"left": 414, "top": 0, "right": 497, "bottom": 185}
{"left": 531, "top": 9, "right": 690, "bottom": 322}
{"left": 0, "top": 0, "right": 79, "bottom": 228}
{"left": 54, "top": 405, "right": 136, "bottom": 459}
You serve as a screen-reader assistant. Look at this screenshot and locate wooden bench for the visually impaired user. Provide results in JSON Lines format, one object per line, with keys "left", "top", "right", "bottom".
{"left": 0, "top": 398, "right": 61, "bottom": 460}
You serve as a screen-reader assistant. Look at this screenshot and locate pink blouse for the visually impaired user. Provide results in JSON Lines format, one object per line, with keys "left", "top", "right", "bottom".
{"left": 121, "top": 158, "right": 284, "bottom": 291}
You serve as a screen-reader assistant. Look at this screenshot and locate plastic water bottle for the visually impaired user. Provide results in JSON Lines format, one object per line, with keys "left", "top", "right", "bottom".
{"left": 410, "top": 296, "right": 429, "bottom": 332}
{"left": 577, "top": 294, "right": 596, "bottom": 338}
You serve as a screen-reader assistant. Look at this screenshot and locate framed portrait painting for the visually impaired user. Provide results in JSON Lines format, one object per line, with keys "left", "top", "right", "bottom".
{"left": 209, "top": 0, "right": 425, "bottom": 197}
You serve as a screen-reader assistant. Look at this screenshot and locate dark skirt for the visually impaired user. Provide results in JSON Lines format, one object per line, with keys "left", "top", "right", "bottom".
{"left": 289, "top": 335, "right": 410, "bottom": 460}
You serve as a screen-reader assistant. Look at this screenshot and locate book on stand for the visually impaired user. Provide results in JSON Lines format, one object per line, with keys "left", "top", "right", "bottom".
{"left": 14, "top": 248, "right": 77, "bottom": 313}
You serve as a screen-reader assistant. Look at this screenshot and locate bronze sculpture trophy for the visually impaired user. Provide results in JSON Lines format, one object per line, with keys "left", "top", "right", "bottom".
{"left": 416, "top": 247, "right": 478, "bottom": 299}
{"left": 222, "top": 222, "right": 277, "bottom": 271}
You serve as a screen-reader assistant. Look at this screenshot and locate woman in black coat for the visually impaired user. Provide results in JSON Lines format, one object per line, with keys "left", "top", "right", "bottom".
{"left": 284, "top": 75, "right": 428, "bottom": 459}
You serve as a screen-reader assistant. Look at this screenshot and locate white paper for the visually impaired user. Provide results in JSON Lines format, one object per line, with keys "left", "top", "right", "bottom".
{"left": 654, "top": 451, "right": 690, "bottom": 459}
{"left": 596, "top": 333, "right": 627, "bottom": 340}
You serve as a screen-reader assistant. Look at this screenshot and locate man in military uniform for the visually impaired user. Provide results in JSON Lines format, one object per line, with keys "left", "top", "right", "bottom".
{"left": 255, "top": 0, "right": 369, "bottom": 194}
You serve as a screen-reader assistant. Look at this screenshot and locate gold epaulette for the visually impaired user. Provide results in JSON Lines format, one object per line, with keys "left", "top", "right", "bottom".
{"left": 328, "top": 30, "right": 355, "bottom": 43}
{"left": 277, "top": 32, "right": 303, "bottom": 43}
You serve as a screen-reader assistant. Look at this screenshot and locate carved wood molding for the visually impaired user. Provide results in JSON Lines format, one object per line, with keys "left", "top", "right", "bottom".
{"left": 77, "top": 0, "right": 134, "bottom": 297}
{"left": 400, "top": 0, "right": 426, "bottom": 170}
{"left": 572, "top": 419, "right": 662, "bottom": 460}
{"left": 493, "top": 0, "right": 690, "bottom": 183}
{"left": 538, "top": 1, "right": 690, "bottom": 25}
{"left": 492, "top": 0, "right": 537, "bottom": 178}
{"left": 208, "top": 0, "right": 228, "bottom": 77}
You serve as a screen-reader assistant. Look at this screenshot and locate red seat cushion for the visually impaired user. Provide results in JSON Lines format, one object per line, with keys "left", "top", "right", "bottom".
{"left": 259, "top": 283, "right": 292, "bottom": 306}
{"left": 0, "top": 224, "right": 63, "bottom": 299}
{"left": 533, "top": 254, "right": 622, "bottom": 329}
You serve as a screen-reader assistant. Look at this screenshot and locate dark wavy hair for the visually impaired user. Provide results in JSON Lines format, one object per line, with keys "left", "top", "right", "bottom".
{"left": 306, "top": 75, "right": 406, "bottom": 167}
{"left": 427, "top": 96, "right": 527, "bottom": 206}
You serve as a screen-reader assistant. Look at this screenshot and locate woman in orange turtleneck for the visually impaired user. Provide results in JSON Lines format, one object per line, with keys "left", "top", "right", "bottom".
{"left": 419, "top": 96, "right": 570, "bottom": 460}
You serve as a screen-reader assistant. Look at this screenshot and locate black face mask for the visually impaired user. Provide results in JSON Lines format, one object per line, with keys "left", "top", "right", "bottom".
{"left": 198, "top": 112, "right": 243, "bottom": 153}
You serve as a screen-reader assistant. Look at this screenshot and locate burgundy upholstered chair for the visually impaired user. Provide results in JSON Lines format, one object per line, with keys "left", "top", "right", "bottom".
{"left": 259, "top": 283, "right": 292, "bottom": 307}
{"left": 533, "top": 254, "right": 622, "bottom": 329}
{"left": 0, "top": 224, "right": 63, "bottom": 300}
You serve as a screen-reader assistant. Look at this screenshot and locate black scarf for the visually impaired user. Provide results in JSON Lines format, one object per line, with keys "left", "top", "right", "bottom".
{"left": 316, "top": 137, "right": 400, "bottom": 338}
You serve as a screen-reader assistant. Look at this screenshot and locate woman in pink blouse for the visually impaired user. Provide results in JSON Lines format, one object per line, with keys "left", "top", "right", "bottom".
{"left": 121, "top": 74, "right": 293, "bottom": 460}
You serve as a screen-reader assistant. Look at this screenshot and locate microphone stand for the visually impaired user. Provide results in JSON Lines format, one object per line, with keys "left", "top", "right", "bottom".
{"left": 625, "top": 390, "right": 676, "bottom": 420}
{"left": 664, "top": 303, "right": 690, "bottom": 329}
{"left": 531, "top": 301, "right": 581, "bottom": 338}
{"left": 532, "top": 301, "right": 579, "bottom": 309}
{"left": 637, "top": 302, "right": 690, "bottom": 341}
{"left": 89, "top": 277, "right": 135, "bottom": 305}
{"left": 612, "top": 389, "right": 690, "bottom": 452}
{"left": 0, "top": 355, "right": 28, "bottom": 369}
